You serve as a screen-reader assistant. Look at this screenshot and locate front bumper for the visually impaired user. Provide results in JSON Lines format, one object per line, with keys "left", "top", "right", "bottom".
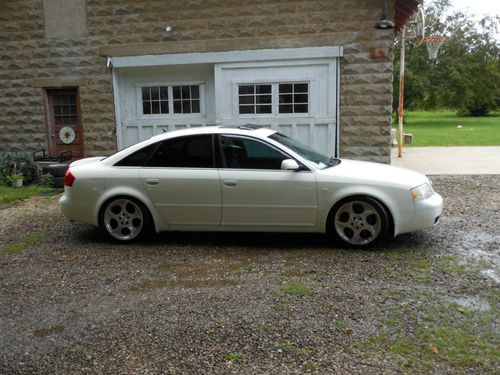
{"left": 395, "top": 192, "right": 443, "bottom": 235}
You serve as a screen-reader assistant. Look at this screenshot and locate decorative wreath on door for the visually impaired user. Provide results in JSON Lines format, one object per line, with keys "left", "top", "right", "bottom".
{"left": 59, "top": 126, "right": 76, "bottom": 144}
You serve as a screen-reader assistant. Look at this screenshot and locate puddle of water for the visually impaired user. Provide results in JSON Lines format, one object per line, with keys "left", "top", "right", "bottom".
{"left": 450, "top": 296, "right": 491, "bottom": 312}
{"left": 32, "top": 325, "right": 64, "bottom": 338}
{"left": 131, "top": 278, "right": 239, "bottom": 292}
{"left": 451, "top": 231, "right": 499, "bottom": 283}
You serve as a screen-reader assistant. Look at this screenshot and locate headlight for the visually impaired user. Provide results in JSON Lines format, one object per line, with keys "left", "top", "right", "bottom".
{"left": 410, "top": 183, "right": 434, "bottom": 201}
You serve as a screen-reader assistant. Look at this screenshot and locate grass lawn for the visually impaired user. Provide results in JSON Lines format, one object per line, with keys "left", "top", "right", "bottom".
{"left": 0, "top": 185, "right": 54, "bottom": 206}
{"left": 394, "top": 111, "right": 500, "bottom": 147}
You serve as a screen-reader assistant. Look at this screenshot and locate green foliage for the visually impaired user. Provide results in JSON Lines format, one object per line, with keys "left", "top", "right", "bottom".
{"left": 1, "top": 233, "right": 45, "bottom": 255}
{"left": 1, "top": 243, "right": 25, "bottom": 254}
{"left": 0, "top": 152, "right": 37, "bottom": 185}
{"left": 42, "top": 173, "right": 54, "bottom": 188}
{"left": 224, "top": 353, "right": 243, "bottom": 361}
{"left": 394, "top": 0, "right": 500, "bottom": 116}
{"left": 7, "top": 172, "right": 23, "bottom": 182}
{"left": 280, "top": 280, "right": 314, "bottom": 296}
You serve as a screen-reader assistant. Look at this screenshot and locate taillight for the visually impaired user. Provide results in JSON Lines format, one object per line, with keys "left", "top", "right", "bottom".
{"left": 64, "top": 169, "right": 75, "bottom": 187}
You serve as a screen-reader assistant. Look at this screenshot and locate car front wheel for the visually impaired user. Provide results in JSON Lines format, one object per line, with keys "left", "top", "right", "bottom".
{"left": 99, "top": 197, "right": 151, "bottom": 242}
{"left": 331, "top": 196, "right": 389, "bottom": 247}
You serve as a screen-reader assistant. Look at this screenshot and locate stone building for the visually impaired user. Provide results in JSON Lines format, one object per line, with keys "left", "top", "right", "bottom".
{"left": 0, "top": 0, "right": 421, "bottom": 163}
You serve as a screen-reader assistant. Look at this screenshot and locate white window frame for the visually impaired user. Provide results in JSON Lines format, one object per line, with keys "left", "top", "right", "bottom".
{"left": 232, "top": 78, "right": 314, "bottom": 119}
{"left": 135, "top": 80, "right": 206, "bottom": 119}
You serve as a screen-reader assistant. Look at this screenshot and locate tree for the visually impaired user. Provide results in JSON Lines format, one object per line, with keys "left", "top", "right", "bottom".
{"left": 394, "top": 0, "right": 500, "bottom": 116}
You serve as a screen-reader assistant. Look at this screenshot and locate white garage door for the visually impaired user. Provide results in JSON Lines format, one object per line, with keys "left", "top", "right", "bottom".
{"left": 111, "top": 47, "right": 341, "bottom": 156}
{"left": 215, "top": 59, "right": 338, "bottom": 156}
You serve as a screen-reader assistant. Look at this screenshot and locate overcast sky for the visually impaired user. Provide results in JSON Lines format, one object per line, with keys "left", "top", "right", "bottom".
{"left": 450, "top": 0, "right": 499, "bottom": 17}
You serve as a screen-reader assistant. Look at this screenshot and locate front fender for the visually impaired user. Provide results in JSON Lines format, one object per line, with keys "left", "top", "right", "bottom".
{"left": 319, "top": 184, "right": 413, "bottom": 234}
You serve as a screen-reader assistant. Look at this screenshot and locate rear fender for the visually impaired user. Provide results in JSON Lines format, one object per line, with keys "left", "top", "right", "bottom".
{"left": 95, "top": 187, "right": 165, "bottom": 233}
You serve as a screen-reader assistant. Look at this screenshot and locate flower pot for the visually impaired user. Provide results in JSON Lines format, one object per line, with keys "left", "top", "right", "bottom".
{"left": 11, "top": 179, "right": 23, "bottom": 188}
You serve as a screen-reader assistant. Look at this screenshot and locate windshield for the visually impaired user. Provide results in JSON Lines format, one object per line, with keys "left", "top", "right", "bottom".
{"left": 268, "top": 132, "right": 336, "bottom": 169}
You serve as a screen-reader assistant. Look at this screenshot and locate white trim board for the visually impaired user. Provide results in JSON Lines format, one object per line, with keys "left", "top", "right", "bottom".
{"left": 110, "top": 46, "right": 343, "bottom": 68}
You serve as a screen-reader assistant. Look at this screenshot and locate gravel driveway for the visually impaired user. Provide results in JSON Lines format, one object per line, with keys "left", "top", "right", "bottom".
{"left": 0, "top": 175, "right": 498, "bottom": 374}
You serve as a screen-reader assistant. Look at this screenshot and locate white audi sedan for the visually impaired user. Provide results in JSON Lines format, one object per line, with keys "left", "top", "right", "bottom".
{"left": 59, "top": 126, "right": 443, "bottom": 247}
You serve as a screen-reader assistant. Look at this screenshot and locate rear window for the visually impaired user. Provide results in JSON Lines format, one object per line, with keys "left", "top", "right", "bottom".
{"left": 114, "top": 143, "right": 158, "bottom": 167}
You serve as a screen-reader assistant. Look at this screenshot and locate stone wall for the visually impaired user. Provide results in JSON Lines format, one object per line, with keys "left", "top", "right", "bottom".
{"left": 0, "top": 0, "right": 394, "bottom": 163}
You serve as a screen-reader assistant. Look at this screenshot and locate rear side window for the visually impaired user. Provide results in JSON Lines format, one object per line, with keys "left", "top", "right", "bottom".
{"left": 146, "top": 135, "right": 214, "bottom": 168}
{"left": 114, "top": 143, "right": 158, "bottom": 167}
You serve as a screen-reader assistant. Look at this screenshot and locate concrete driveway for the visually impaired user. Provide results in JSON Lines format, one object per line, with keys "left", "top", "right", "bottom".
{"left": 391, "top": 146, "right": 500, "bottom": 174}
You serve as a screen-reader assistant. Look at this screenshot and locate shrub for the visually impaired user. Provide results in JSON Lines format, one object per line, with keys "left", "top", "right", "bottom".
{"left": 0, "top": 153, "right": 37, "bottom": 185}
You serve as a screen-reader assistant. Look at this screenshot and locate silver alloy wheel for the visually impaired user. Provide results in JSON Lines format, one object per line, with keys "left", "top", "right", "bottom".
{"left": 103, "top": 198, "right": 144, "bottom": 241}
{"left": 334, "top": 200, "right": 382, "bottom": 246}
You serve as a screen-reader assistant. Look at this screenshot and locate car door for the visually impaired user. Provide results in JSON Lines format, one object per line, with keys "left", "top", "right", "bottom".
{"left": 218, "top": 134, "right": 317, "bottom": 229}
{"left": 139, "top": 134, "right": 221, "bottom": 226}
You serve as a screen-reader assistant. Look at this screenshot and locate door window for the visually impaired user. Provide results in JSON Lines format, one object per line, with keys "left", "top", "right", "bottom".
{"left": 221, "top": 136, "right": 288, "bottom": 170}
{"left": 146, "top": 135, "right": 213, "bottom": 168}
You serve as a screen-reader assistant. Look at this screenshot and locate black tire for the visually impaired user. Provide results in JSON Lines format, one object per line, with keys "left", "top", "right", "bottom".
{"left": 98, "top": 196, "right": 153, "bottom": 243}
{"left": 327, "top": 196, "right": 389, "bottom": 248}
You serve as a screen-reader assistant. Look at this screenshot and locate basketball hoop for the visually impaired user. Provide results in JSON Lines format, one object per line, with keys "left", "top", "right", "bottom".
{"left": 406, "top": 6, "right": 425, "bottom": 46}
{"left": 425, "top": 36, "right": 447, "bottom": 60}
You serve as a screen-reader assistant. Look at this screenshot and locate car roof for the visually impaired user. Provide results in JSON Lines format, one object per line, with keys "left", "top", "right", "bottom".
{"left": 148, "top": 125, "right": 277, "bottom": 141}
{"left": 101, "top": 125, "right": 278, "bottom": 166}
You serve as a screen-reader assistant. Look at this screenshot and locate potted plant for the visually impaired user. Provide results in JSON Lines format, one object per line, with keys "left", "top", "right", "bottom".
{"left": 8, "top": 172, "right": 24, "bottom": 187}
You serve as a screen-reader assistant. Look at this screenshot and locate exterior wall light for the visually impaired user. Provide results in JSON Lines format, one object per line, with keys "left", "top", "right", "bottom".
{"left": 375, "top": 1, "right": 395, "bottom": 30}
{"left": 165, "top": 25, "right": 175, "bottom": 37}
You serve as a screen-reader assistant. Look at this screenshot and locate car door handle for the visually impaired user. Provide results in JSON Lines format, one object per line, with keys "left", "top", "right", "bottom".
{"left": 223, "top": 179, "right": 238, "bottom": 187}
{"left": 146, "top": 179, "right": 159, "bottom": 186}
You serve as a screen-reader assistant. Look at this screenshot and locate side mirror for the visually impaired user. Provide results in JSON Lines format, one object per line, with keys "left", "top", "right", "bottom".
{"left": 281, "top": 159, "right": 300, "bottom": 171}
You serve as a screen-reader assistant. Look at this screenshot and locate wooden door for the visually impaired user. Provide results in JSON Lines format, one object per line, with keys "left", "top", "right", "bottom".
{"left": 45, "top": 88, "right": 84, "bottom": 159}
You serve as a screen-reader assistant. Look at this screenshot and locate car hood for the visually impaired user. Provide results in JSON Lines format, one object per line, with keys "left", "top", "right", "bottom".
{"left": 318, "top": 159, "right": 429, "bottom": 188}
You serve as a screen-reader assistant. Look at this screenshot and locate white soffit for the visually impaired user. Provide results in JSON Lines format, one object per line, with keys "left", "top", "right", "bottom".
{"left": 110, "top": 46, "right": 343, "bottom": 68}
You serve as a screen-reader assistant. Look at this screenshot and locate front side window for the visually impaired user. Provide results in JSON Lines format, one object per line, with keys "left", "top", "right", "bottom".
{"left": 221, "top": 135, "right": 288, "bottom": 170}
{"left": 146, "top": 135, "right": 213, "bottom": 168}
{"left": 269, "top": 132, "right": 332, "bottom": 168}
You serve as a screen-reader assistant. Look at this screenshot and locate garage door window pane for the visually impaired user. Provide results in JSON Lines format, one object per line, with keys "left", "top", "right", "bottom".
{"left": 238, "top": 84, "right": 272, "bottom": 115}
{"left": 141, "top": 86, "right": 169, "bottom": 115}
{"left": 172, "top": 85, "right": 201, "bottom": 114}
{"left": 278, "top": 83, "right": 309, "bottom": 114}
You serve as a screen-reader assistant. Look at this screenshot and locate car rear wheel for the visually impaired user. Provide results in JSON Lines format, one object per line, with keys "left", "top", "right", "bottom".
{"left": 99, "top": 197, "right": 151, "bottom": 242}
{"left": 331, "top": 196, "right": 388, "bottom": 247}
